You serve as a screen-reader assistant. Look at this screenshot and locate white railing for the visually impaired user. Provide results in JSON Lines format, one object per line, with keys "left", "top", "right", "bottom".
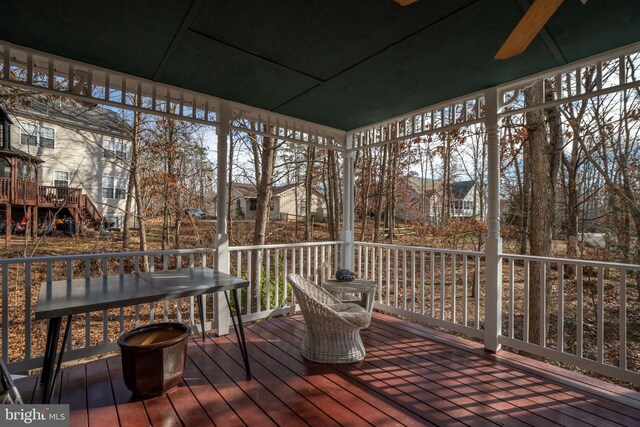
{"left": 0, "top": 242, "right": 342, "bottom": 372}
{"left": 3, "top": 241, "right": 639, "bottom": 386}
{"left": 229, "top": 241, "right": 343, "bottom": 322}
{"left": 500, "top": 254, "right": 640, "bottom": 385}
{"left": 0, "top": 248, "right": 215, "bottom": 372}
{"left": 354, "top": 242, "right": 485, "bottom": 339}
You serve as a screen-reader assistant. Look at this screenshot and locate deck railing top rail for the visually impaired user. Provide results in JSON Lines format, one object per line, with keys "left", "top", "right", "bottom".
{"left": 0, "top": 247, "right": 216, "bottom": 265}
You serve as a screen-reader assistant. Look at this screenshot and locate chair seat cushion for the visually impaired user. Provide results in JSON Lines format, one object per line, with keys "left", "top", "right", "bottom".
{"left": 329, "top": 303, "right": 370, "bottom": 327}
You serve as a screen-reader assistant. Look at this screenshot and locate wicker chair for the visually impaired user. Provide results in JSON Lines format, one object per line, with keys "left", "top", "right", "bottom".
{"left": 287, "top": 274, "right": 370, "bottom": 363}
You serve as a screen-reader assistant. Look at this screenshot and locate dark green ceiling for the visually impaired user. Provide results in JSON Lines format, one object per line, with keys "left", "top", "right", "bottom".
{"left": 1, "top": 0, "right": 639, "bottom": 130}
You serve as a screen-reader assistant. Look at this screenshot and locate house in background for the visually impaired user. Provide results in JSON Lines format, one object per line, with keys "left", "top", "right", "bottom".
{"left": 220, "top": 182, "right": 326, "bottom": 221}
{"left": 0, "top": 99, "right": 131, "bottom": 244}
{"left": 275, "top": 183, "right": 326, "bottom": 221}
{"left": 396, "top": 176, "right": 485, "bottom": 225}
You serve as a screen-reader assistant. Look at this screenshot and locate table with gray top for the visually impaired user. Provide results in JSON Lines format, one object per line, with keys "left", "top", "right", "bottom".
{"left": 35, "top": 267, "right": 250, "bottom": 404}
{"left": 321, "top": 279, "right": 377, "bottom": 314}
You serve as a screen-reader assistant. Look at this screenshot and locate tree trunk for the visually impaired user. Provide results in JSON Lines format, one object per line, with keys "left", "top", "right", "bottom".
{"left": 373, "top": 145, "right": 388, "bottom": 242}
{"left": 304, "top": 146, "right": 316, "bottom": 241}
{"left": 525, "top": 81, "right": 563, "bottom": 345}
{"left": 359, "top": 149, "right": 373, "bottom": 241}
{"left": 122, "top": 110, "right": 141, "bottom": 250}
{"left": 251, "top": 133, "right": 276, "bottom": 304}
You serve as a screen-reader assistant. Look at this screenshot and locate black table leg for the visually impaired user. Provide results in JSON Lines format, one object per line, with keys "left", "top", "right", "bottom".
{"left": 40, "top": 318, "right": 58, "bottom": 385}
{"left": 197, "top": 294, "right": 206, "bottom": 340}
{"left": 226, "top": 290, "right": 251, "bottom": 379}
{"left": 41, "top": 315, "right": 72, "bottom": 404}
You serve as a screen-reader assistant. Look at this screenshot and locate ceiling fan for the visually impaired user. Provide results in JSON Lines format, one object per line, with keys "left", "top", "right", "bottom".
{"left": 394, "top": 0, "right": 587, "bottom": 59}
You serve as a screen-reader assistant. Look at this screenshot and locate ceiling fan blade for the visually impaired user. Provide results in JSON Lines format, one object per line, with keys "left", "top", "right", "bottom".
{"left": 394, "top": 0, "right": 418, "bottom": 6}
{"left": 495, "top": 0, "right": 564, "bottom": 59}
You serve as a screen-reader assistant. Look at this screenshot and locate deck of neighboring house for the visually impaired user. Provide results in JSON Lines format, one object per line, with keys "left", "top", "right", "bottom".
{"left": 15, "top": 313, "right": 640, "bottom": 426}
{"left": 1, "top": 178, "right": 102, "bottom": 241}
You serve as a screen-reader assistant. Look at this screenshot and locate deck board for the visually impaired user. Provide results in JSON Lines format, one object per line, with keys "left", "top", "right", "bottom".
{"left": 13, "top": 312, "right": 640, "bottom": 427}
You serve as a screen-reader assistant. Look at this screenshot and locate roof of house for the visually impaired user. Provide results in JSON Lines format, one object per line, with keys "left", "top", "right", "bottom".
{"left": 0, "top": 147, "right": 44, "bottom": 163}
{"left": 229, "top": 182, "right": 323, "bottom": 199}
{"left": 231, "top": 183, "right": 258, "bottom": 197}
{"left": 406, "top": 176, "right": 441, "bottom": 195}
{"left": 404, "top": 176, "right": 476, "bottom": 200}
{"left": 0, "top": 106, "right": 13, "bottom": 124}
{"left": 450, "top": 180, "right": 476, "bottom": 199}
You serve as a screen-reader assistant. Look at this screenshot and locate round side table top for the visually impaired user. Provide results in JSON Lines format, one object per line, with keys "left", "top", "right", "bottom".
{"left": 321, "top": 279, "right": 376, "bottom": 293}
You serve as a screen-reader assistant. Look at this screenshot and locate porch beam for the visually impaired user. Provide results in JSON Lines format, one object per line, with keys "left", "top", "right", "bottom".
{"left": 0, "top": 40, "right": 344, "bottom": 151}
{"left": 484, "top": 87, "right": 502, "bottom": 353}
{"left": 214, "top": 101, "right": 232, "bottom": 336}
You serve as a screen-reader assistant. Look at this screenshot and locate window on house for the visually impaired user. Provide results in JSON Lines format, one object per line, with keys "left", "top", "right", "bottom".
{"left": 300, "top": 199, "right": 306, "bottom": 214}
{"left": 106, "top": 216, "right": 122, "bottom": 229}
{"left": 249, "top": 199, "right": 257, "bottom": 211}
{"left": 21, "top": 124, "right": 38, "bottom": 146}
{"left": 39, "top": 126, "right": 55, "bottom": 148}
{"left": 102, "top": 175, "right": 127, "bottom": 199}
{"left": 0, "top": 158, "right": 10, "bottom": 178}
{"left": 20, "top": 123, "right": 55, "bottom": 148}
{"left": 54, "top": 170, "right": 69, "bottom": 188}
{"left": 17, "top": 160, "right": 35, "bottom": 180}
{"left": 103, "top": 138, "right": 128, "bottom": 160}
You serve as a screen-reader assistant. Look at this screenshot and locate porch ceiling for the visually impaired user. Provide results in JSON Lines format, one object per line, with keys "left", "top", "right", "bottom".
{"left": 1, "top": 0, "right": 639, "bottom": 131}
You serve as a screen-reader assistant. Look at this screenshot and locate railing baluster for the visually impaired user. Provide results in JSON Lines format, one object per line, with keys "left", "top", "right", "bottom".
{"left": 558, "top": 264, "right": 564, "bottom": 352}
{"left": 247, "top": 251, "right": 253, "bottom": 314}
{"left": 1, "top": 264, "right": 8, "bottom": 363}
{"left": 524, "top": 260, "right": 530, "bottom": 343}
{"left": 597, "top": 267, "right": 604, "bottom": 363}
{"left": 430, "top": 252, "right": 435, "bottom": 318}
{"left": 440, "top": 253, "right": 446, "bottom": 321}
{"left": 25, "top": 262, "right": 32, "bottom": 361}
{"left": 509, "top": 258, "right": 515, "bottom": 338}
{"left": 266, "top": 249, "right": 271, "bottom": 311}
{"left": 411, "top": 250, "right": 416, "bottom": 314}
{"left": 451, "top": 254, "right": 457, "bottom": 323}
{"left": 462, "top": 254, "right": 468, "bottom": 326}
{"left": 393, "top": 249, "right": 399, "bottom": 308}
{"left": 577, "top": 265, "right": 584, "bottom": 358}
{"left": 420, "top": 251, "right": 426, "bottom": 316}
{"left": 386, "top": 248, "right": 391, "bottom": 306}
{"left": 275, "top": 249, "right": 280, "bottom": 308}
{"left": 540, "top": 262, "right": 547, "bottom": 346}
{"left": 474, "top": 256, "right": 480, "bottom": 329}
{"left": 620, "top": 269, "right": 627, "bottom": 370}
{"left": 402, "top": 249, "right": 407, "bottom": 311}
{"left": 283, "top": 249, "right": 289, "bottom": 304}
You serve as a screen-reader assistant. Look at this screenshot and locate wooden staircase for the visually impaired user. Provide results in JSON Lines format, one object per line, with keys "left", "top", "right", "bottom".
{"left": 79, "top": 195, "right": 103, "bottom": 231}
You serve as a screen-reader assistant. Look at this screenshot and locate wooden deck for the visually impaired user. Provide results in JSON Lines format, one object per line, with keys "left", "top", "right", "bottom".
{"left": 15, "top": 312, "right": 640, "bottom": 426}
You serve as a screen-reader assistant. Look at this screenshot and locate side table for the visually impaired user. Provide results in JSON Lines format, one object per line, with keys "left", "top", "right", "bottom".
{"left": 321, "top": 279, "right": 376, "bottom": 314}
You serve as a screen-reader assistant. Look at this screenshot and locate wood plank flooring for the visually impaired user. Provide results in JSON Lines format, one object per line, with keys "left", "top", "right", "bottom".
{"left": 15, "top": 312, "right": 640, "bottom": 426}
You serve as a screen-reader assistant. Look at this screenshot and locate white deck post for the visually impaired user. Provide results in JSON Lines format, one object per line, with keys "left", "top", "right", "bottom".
{"left": 341, "top": 135, "right": 355, "bottom": 271}
{"left": 484, "top": 87, "right": 502, "bottom": 353}
{"left": 214, "top": 101, "right": 232, "bottom": 335}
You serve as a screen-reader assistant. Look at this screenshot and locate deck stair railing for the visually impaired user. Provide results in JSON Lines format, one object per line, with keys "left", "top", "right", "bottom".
{"left": 79, "top": 194, "right": 103, "bottom": 227}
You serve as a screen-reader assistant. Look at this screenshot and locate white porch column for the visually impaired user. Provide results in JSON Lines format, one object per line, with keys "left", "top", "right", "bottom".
{"left": 341, "top": 135, "right": 355, "bottom": 271}
{"left": 213, "top": 101, "right": 232, "bottom": 335}
{"left": 484, "top": 87, "right": 503, "bottom": 353}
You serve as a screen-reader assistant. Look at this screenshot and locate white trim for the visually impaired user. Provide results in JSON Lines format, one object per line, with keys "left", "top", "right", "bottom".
{"left": 0, "top": 40, "right": 345, "bottom": 150}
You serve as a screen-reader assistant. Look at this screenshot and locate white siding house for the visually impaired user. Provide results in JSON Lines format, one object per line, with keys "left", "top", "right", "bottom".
{"left": 9, "top": 100, "right": 131, "bottom": 228}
